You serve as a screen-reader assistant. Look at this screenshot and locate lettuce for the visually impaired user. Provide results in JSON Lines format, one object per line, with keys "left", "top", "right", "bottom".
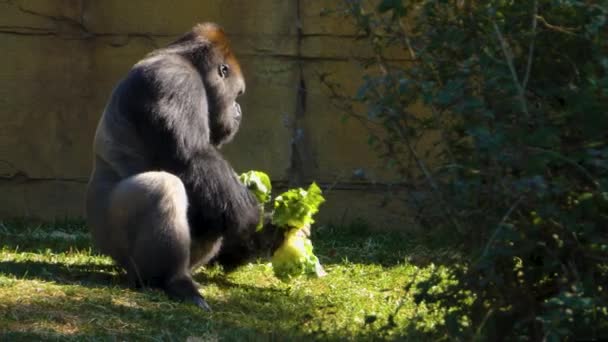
{"left": 239, "top": 170, "right": 272, "bottom": 204}
{"left": 270, "top": 183, "right": 326, "bottom": 280}
{"left": 239, "top": 170, "right": 327, "bottom": 280}
{"left": 271, "top": 229, "right": 319, "bottom": 280}
{"left": 239, "top": 170, "right": 271, "bottom": 231}
{"left": 271, "top": 182, "right": 325, "bottom": 229}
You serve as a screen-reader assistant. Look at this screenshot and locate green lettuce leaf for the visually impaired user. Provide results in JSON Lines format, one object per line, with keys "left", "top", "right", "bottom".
{"left": 272, "top": 182, "right": 325, "bottom": 229}
{"left": 239, "top": 170, "right": 272, "bottom": 204}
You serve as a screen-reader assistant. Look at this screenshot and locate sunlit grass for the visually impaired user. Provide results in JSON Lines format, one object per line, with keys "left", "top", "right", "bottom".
{"left": 0, "top": 220, "right": 465, "bottom": 341}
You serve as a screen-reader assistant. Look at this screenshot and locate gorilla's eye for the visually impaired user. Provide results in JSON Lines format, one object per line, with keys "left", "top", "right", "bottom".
{"left": 219, "top": 64, "right": 230, "bottom": 78}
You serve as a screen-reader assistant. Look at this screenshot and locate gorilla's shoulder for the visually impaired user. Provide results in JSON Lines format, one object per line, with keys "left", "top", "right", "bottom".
{"left": 127, "top": 53, "right": 202, "bottom": 94}
{"left": 114, "top": 52, "right": 205, "bottom": 118}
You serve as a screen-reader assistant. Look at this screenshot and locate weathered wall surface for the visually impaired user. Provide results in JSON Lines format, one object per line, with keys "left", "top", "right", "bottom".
{"left": 0, "top": 0, "right": 415, "bottom": 230}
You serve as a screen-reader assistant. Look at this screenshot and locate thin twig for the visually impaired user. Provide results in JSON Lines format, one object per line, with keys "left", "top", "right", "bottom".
{"left": 527, "top": 146, "right": 600, "bottom": 188}
{"left": 475, "top": 308, "right": 496, "bottom": 340}
{"left": 535, "top": 15, "right": 578, "bottom": 35}
{"left": 393, "top": 121, "right": 463, "bottom": 231}
{"left": 477, "top": 196, "right": 524, "bottom": 263}
{"left": 397, "top": 17, "right": 417, "bottom": 60}
{"left": 492, "top": 21, "right": 530, "bottom": 119}
{"left": 373, "top": 21, "right": 462, "bottom": 230}
{"left": 522, "top": 0, "right": 538, "bottom": 91}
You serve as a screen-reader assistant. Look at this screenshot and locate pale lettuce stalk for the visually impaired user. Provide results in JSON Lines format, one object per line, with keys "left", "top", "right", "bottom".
{"left": 271, "top": 228, "right": 323, "bottom": 280}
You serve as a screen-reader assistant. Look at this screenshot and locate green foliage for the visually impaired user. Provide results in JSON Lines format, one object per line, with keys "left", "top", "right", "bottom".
{"left": 272, "top": 183, "right": 326, "bottom": 229}
{"left": 239, "top": 170, "right": 272, "bottom": 204}
{"left": 334, "top": 0, "right": 608, "bottom": 340}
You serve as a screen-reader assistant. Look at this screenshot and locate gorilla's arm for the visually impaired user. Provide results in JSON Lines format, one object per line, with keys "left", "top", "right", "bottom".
{"left": 182, "top": 148, "right": 261, "bottom": 236}
{"left": 213, "top": 215, "right": 286, "bottom": 272}
{"left": 182, "top": 148, "right": 285, "bottom": 271}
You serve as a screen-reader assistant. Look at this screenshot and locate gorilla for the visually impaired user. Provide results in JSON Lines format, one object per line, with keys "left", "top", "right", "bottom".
{"left": 86, "top": 23, "right": 283, "bottom": 310}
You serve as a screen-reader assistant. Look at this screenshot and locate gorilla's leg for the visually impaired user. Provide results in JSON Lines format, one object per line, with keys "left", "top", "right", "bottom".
{"left": 109, "top": 171, "right": 211, "bottom": 311}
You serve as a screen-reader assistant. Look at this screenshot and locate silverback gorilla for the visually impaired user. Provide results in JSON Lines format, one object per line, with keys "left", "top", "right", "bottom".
{"left": 86, "top": 23, "right": 283, "bottom": 311}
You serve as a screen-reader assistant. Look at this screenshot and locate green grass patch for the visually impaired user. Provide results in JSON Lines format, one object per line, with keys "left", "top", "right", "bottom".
{"left": 0, "top": 220, "right": 466, "bottom": 341}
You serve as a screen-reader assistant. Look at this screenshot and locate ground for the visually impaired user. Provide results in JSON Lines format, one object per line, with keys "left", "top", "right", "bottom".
{"left": 0, "top": 220, "right": 463, "bottom": 341}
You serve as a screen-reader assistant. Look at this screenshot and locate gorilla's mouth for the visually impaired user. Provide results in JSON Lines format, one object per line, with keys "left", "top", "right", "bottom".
{"left": 211, "top": 102, "right": 242, "bottom": 147}
{"left": 233, "top": 102, "right": 242, "bottom": 121}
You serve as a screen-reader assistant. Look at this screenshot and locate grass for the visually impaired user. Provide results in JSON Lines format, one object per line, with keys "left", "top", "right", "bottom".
{"left": 0, "top": 220, "right": 464, "bottom": 341}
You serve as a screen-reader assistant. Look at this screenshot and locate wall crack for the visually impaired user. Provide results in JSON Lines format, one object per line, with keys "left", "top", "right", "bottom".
{"left": 286, "top": 0, "right": 318, "bottom": 187}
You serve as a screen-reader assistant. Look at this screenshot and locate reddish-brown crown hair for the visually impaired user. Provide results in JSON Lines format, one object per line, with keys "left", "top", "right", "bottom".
{"left": 192, "top": 23, "right": 242, "bottom": 76}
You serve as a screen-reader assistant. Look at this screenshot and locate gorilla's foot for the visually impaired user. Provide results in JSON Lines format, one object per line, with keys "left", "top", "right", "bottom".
{"left": 164, "top": 274, "right": 211, "bottom": 311}
{"left": 191, "top": 295, "right": 212, "bottom": 312}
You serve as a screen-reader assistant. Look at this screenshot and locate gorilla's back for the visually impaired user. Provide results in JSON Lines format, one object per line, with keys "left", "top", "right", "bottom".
{"left": 86, "top": 84, "right": 148, "bottom": 259}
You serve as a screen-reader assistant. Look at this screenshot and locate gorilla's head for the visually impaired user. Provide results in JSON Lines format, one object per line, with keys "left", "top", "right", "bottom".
{"left": 171, "top": 23, "right": 246, "bottom": 147}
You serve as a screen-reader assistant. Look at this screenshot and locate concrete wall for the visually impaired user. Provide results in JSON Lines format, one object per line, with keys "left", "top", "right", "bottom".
{"left": 0, "top": 0, "right": 415, "bottom": 230}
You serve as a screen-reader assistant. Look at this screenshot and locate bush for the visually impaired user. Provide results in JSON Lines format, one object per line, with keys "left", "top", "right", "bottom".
{"left": 329, "top": 0, "right": 608, "bottom": 340}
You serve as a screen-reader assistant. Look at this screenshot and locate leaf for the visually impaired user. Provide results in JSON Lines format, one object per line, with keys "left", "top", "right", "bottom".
{"left": 239, "top": 170, "right": 272, "bottom": 231}
{"left": 272, "top": 183, "right": 326, "bottom": 229}
{"left": 368, "top": 134, "right": 378, "bottom": 146}
{"left": 377, "top": 0, "right": 406, "bottom": 17}
{"left": 239, "top": 170, "right": 272, "bottom": 204}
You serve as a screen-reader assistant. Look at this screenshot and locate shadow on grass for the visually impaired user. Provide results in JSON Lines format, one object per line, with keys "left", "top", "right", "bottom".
{"left": 0, "top": 262, "right": 310, "bottom": 340}
{"left": 0, "top": 237, "right": 92, "bottom": 255}
{"left": 0, "top": 260, "right": 120, "bottom": 287}
{"left": 1, "top": 220, "right": 455, "bottom": 268}
{"left": 0, "top": 218, "right": 464, "bottom": 340}
{"left": 1, "top": 295, "right": 280, "bottom": 341}
{"left": 1, "top": 219, "right": 92, "bottom": 254}
{"left": 0, "top": 261, "right": 338, "bottom": 341}
{"left": 312, "top": 221, "right": 461, "bottom": 268}
{"left": 0, "top": 275, "right": 356, "bottom": 341}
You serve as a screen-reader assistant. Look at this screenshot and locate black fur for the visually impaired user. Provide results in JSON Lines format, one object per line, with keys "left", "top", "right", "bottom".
{"left": 86, "top": 23, "right": 284, "bottom": 310}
